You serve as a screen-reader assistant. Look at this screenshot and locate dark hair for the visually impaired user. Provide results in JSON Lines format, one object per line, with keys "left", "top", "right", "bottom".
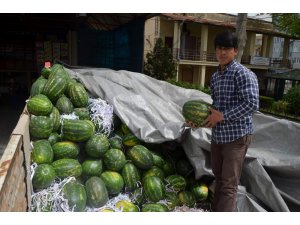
{"left": 214, "top": 30, "right": 238, "bottom": 49}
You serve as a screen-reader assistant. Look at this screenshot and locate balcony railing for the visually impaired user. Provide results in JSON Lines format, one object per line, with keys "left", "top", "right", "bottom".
{"left": 170, "top": 48, "right": 295, "bottom": 69}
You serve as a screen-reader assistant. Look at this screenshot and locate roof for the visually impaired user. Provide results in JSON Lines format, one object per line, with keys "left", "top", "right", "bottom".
{"left": 160, "top": 13, "right": 300, "bottom": 40}
{"left": 0, "top": 13, "right": 156, "bottom": 32}
{"left": 265, "top": 69, "right": 300, "bottom": 81}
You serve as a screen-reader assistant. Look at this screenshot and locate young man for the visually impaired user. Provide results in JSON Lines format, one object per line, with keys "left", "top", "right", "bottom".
{"left": 188, "top": 31, "right": 259, "bottom": 211}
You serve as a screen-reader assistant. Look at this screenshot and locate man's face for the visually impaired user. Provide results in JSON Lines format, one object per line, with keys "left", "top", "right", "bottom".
{"left": 215, "top": 46, "right": 238, "bottom": 67}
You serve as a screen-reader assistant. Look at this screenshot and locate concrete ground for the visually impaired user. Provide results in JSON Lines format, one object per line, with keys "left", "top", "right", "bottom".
{"left": 0, "top": 101, "right": 26, "bottom": 159}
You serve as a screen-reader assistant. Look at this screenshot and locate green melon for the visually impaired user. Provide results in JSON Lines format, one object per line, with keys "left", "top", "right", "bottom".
{"left": 123, "top": 133, "right": 140, "bottom": 147}
{"left": 109, "top": 136, "right": 123, "bottom": 150}
{"left": 31, "top": 140, "right": 54, "bottom": 164}
{"left": 29, "top": 116, "right": 53, "bottom": 139}
{"left": 143, "top": 176, "right": 165, "bottom": 203}
{"left": 85, "top": 176, "right": 109, "bottom": 208}
{"left": 165, "top": 191, "right": 180, "bottom": 210}
{"left": 41, "top": 67, "right": 51, "bottom": 79}
{"left": 127, "top": 145, "right": 154, "bottom": 170}
{"left": 141, "top": 203, "right": 169, "bottom": 212}
{"left": 48, "top": 132, "right": 61, "bottom": 146}
{"left": 165, "top": 174, "right": 187, "bottom": 193}
{"left": 192, "top": 183, "right": 209, "bottom": 202}
{"left": 122, "top": 162, "right": 141, "bottom": 192}
{"left": 116, "top": 200, "right": 139, "bottom": 212}
{"left": 49, "top": 107, "right": 60, "bottom": 132}
{"left": 142, "top": 166, "right": 165, "bottom": 182}
{"left": 52, "top": 158, "right": 82, "bottom": 178}
{"left": 52, "top": 141, "right": 80, "bottom": 160}
{"left": 103, "top": 148, "right": 126, "bottom": 171}
{"left": 32, "top": 164, "right": 56, "bottom": 190}
{"left": 55, "top": 95, "right": 74, "bottom": 115}
{"left": 69, "top": 83, "right": 89, "bottom": 108}
{"left": 81, "top": 158, "right": 103, "bottom": 178}
{"left": 30, "top": 77, "right": 48, "bottom": 97}
{"left": 27, "top": 94, "right": 53, "bottom": 116}
{"left": 62, "top": 119, "right": 95, "bottom": 142}
{"left": 85, "top": 134, "right": 110, "bottom": 158}
{"left": 182, "top": 100, "right": 211, "bottom": 127}
{"left": 73, "top": 107, "right": 90, "bottom": 120}
{"left": 178, "top": 191, "right": 196, "bottom": 208}
{"left": 62, "top": 181, "right": 87, "bottom": 212}
{"left": 100, "top": 171, "right": 124, "bottom": 196}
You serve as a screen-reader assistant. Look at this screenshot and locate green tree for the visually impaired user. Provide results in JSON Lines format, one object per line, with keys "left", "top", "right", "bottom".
{"left": 144, "top": 38, "right": 176, "bottom": 80}
{"left": 272, "top": 14, "right": 300, "bottom": 36}
{"left": 283, "top": 85, "right": 300, "bottom": 116}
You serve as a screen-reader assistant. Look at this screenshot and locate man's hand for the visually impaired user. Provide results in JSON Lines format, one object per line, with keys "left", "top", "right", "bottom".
{"left": 203, "top": 108, "right": 224, "bottom": 128}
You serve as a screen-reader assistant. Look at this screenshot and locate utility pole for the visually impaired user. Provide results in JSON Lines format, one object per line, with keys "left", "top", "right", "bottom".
{"left": 236, "top": 13, "right": 248, "bottom": 63}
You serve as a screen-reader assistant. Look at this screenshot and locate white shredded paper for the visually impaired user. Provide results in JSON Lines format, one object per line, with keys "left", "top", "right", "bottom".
{"left": 88, "top": 98, "right": 114, "bottom": 136}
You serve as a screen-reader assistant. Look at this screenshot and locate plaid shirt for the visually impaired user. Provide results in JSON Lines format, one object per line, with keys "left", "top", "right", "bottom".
{"left": 210, "top": 60, "right": 259, "bottom": 144}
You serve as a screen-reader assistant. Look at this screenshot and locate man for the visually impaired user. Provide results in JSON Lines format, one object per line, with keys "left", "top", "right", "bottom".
{"left": 188, "top": 31, "right": 259, "bottom": 211}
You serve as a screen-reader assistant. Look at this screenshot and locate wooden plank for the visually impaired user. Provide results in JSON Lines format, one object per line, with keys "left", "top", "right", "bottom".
{"left": 0, "top": 135, "right": 28, "bottom": 211}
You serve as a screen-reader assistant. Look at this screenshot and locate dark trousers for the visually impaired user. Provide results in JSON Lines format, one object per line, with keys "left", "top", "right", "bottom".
{"left": 211, "top": 135, "right": 252, "bottom": 212}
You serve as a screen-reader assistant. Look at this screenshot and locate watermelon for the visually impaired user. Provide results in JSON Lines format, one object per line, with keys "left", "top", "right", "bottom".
{"left": 32, "top": 164, "right": 56, "bottom": 190}
{"left": 27, "top": 94, "right": 53, "bottom": 116}
{"left": 162, "top": 160, "right": 176, "bottom": 177}
{"left": 109, "top": 136, "right": 123, "bottom": 150}
{"left": 48, "top": 132, "right": 61, "bottom": 145}
{"left": 151, "top": 152, "right": 166, "bottom": 169}
{"left": 65, "top": 78, "right": 78, "bottom": 97}
{"left": 100, "top": 171, "right": 124, "bottom": 196}
{"left": 123, "top": 133, "right": 140, "bottom": 147}
{"left": 85, "top": 134, "right": 110, "bottom": 158}
{"left": 164, "top": 191, "right": 180, "bottom": 210}
{"left": 62, "top": 119, "right": 95, "bottom": 142}
{"left": 141, "top": 203, "right": 169, "bottom": 212}
{"left": 103, "top": 148, "right": 126, "bottom": 171}
{"left": 29, "top": 116, "right": 53, "bottom": 139}
{"left": 49, "top": 107, "right": 60, "bottom": 132}
{"left": 81, "top": 158, "right": 103, "bottom": 178}
{"left": 143, "top": 176, "right": 165, "bottom": 203}
{"left": 116, "top": 200, "right": 139, "bottom": 212}
{"left": 30, "top": 77, "right": 47, "bottom": 97}
{"left": 73, "top": 107, "right": 90, "bottom": 120}
{"left": 41, "top": 67, "right": 51, "bottom": 79}
{"left": 127, "top": 145, "right": 153, "bottom": 170}
{"left": 42, "top": 66, "right": 69, "bottom": 102}
{"left": 182, "top": 100, "right": 211, "bottom": 127}
{"left": 192, "top": 183, "right": 209, "bottom": 202}
{"left": 122, "top": 163, "right": 141, "bottom": 192}
{"left": 31, "top": 140, "right": 54, "bottom": 164}
{"left": 142, "top": 166, "right": 165, "bottom": 182}
{"left": 52, "top": 158, "right": 82, "bottom": 178}
{"left": 178, "top": 191, "right": 196, "bottom": 208}
{"left": 69, "top": 83, "right": 89, "bottom": 108}
{"left": 62, "top": 181, "right": 87, "bottom": 212}
{"left": 130, "top": 187, "right": 146, "bottom": 207}
{"left": 52, "top": 141, "right": 80, "bottom": 160}
{"left": 85, "top": 176, "right": 109, "bottom": 208}
{"left": 165, "top": 174, "right": 187, "bottom": 193}
{"left": 55, "top": 95, "right": 74, "bottom": 114}
{"left": 120, "top": 123, "right": 130, "bottom": 135}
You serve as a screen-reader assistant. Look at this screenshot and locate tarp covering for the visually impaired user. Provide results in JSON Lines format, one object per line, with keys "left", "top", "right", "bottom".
{"left": 65, "top": 67, "right": 300, "bottom": 212}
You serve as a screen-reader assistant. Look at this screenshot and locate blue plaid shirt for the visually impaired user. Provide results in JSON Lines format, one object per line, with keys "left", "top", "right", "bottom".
{"left": 210, "top": 60, "right": 259, "bottom": 144}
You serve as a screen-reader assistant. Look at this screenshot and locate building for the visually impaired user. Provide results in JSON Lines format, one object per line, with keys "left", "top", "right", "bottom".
{"left": 144, "top": 13, "right": 300, "bottom": 97}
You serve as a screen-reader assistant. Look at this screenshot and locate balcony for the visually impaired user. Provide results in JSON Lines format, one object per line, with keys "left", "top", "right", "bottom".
{"left": 171, "top": 48, "right": 295, "bottom": 69}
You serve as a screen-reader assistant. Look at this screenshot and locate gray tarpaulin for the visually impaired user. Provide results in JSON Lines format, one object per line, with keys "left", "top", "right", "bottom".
{"left": 65, "top": 67, "right": 300, "bottom": 212}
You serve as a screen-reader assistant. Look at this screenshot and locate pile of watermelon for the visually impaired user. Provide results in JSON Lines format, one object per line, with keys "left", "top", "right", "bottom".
{"left": 28, "top": 64, "right": 212, "bottom": 212}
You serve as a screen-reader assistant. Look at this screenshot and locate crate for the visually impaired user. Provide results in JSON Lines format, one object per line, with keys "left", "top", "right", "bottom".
{"left": 0, "top": 109, "right": 32, "bottom": 211}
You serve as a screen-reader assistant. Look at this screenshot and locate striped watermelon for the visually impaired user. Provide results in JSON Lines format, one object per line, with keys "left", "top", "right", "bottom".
{"left": 27, "top": 94, "right": 53, "bottom": 116}
{"left": 29, "top": 116, "right": 53, "bottom": 139}
{"left": 52, "top": 158, "right": 82, "bottom": 178}
{"left": 73, "top": 107, "right": 90, "bottom": 120}
{"left": 41, "top": 67, "right": 51, "bottom": 79}
{"left": 62, "top": 119, "right": 95, "bottom": 142}
{"left": 32, "top": 164, "right": 56, "bottom": 190}
{"left": 164, "top": 191, "right": 180, "bottom": 210}
{"left": 192, "top": 183, "right": 209, "bottom": 202}
{"left": 81, "top": 158, "right": 103, "bottom": 178}
{"left": 55, "top": 95, "right": 74, "bottom": 114}
{"left": 182, "top": 100, "right": 211, "bottom": 127}
{"left": 69, "top": 83, "right": 89, "bottom": 108}
{"left": 178, "top": 191, "right": 196, "bottom": 208}
{"left": 85, "top": 134, "right": 110, "bottom": 158}
{"left": 100, "top": 171, "right": 124, "bottom": 195}
{"left": 103, "top": 148, "right": 126, "bottom": 171}
{"left": 62, "top": 181, "right": 87, "bottom": 212}
{"left": 141, "top": 203, "right": 169, "bottom": 212}
{"left": 165, "top": 174, "right": 187, "bottom": 193}
{"left": 30, "top": 77, "right": 47, "bottom": 97}
{"left": 116, "top": 200, "right": 139, "bottom": 212}
{"left": 143, "top": 176, "right": 166, "bottom": 203}
{"left": 142, "top": 166, "right": 165, "bottom": 182}
{"left": 127, "top": 145, "right": 154, "bottom": 170}
{"left": 123, "top": 133, "right": 140, "bottom": 147}
{"left": 85, "top": 176, "right": 109, "bottom": 208}
{"left": 31, "top": 140, "right": 54, "bottom": 164}
{"left": 49, "top": 107, "right": 60, "bottom": 132}
{"left": 122, "top": 162, "right": 141, "bottom": 192}
{"left": 48, "top": 132, "right": 61, "bottom": 146}
{"left": 52, "top": 141, "right": 80, "bottom": 160}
